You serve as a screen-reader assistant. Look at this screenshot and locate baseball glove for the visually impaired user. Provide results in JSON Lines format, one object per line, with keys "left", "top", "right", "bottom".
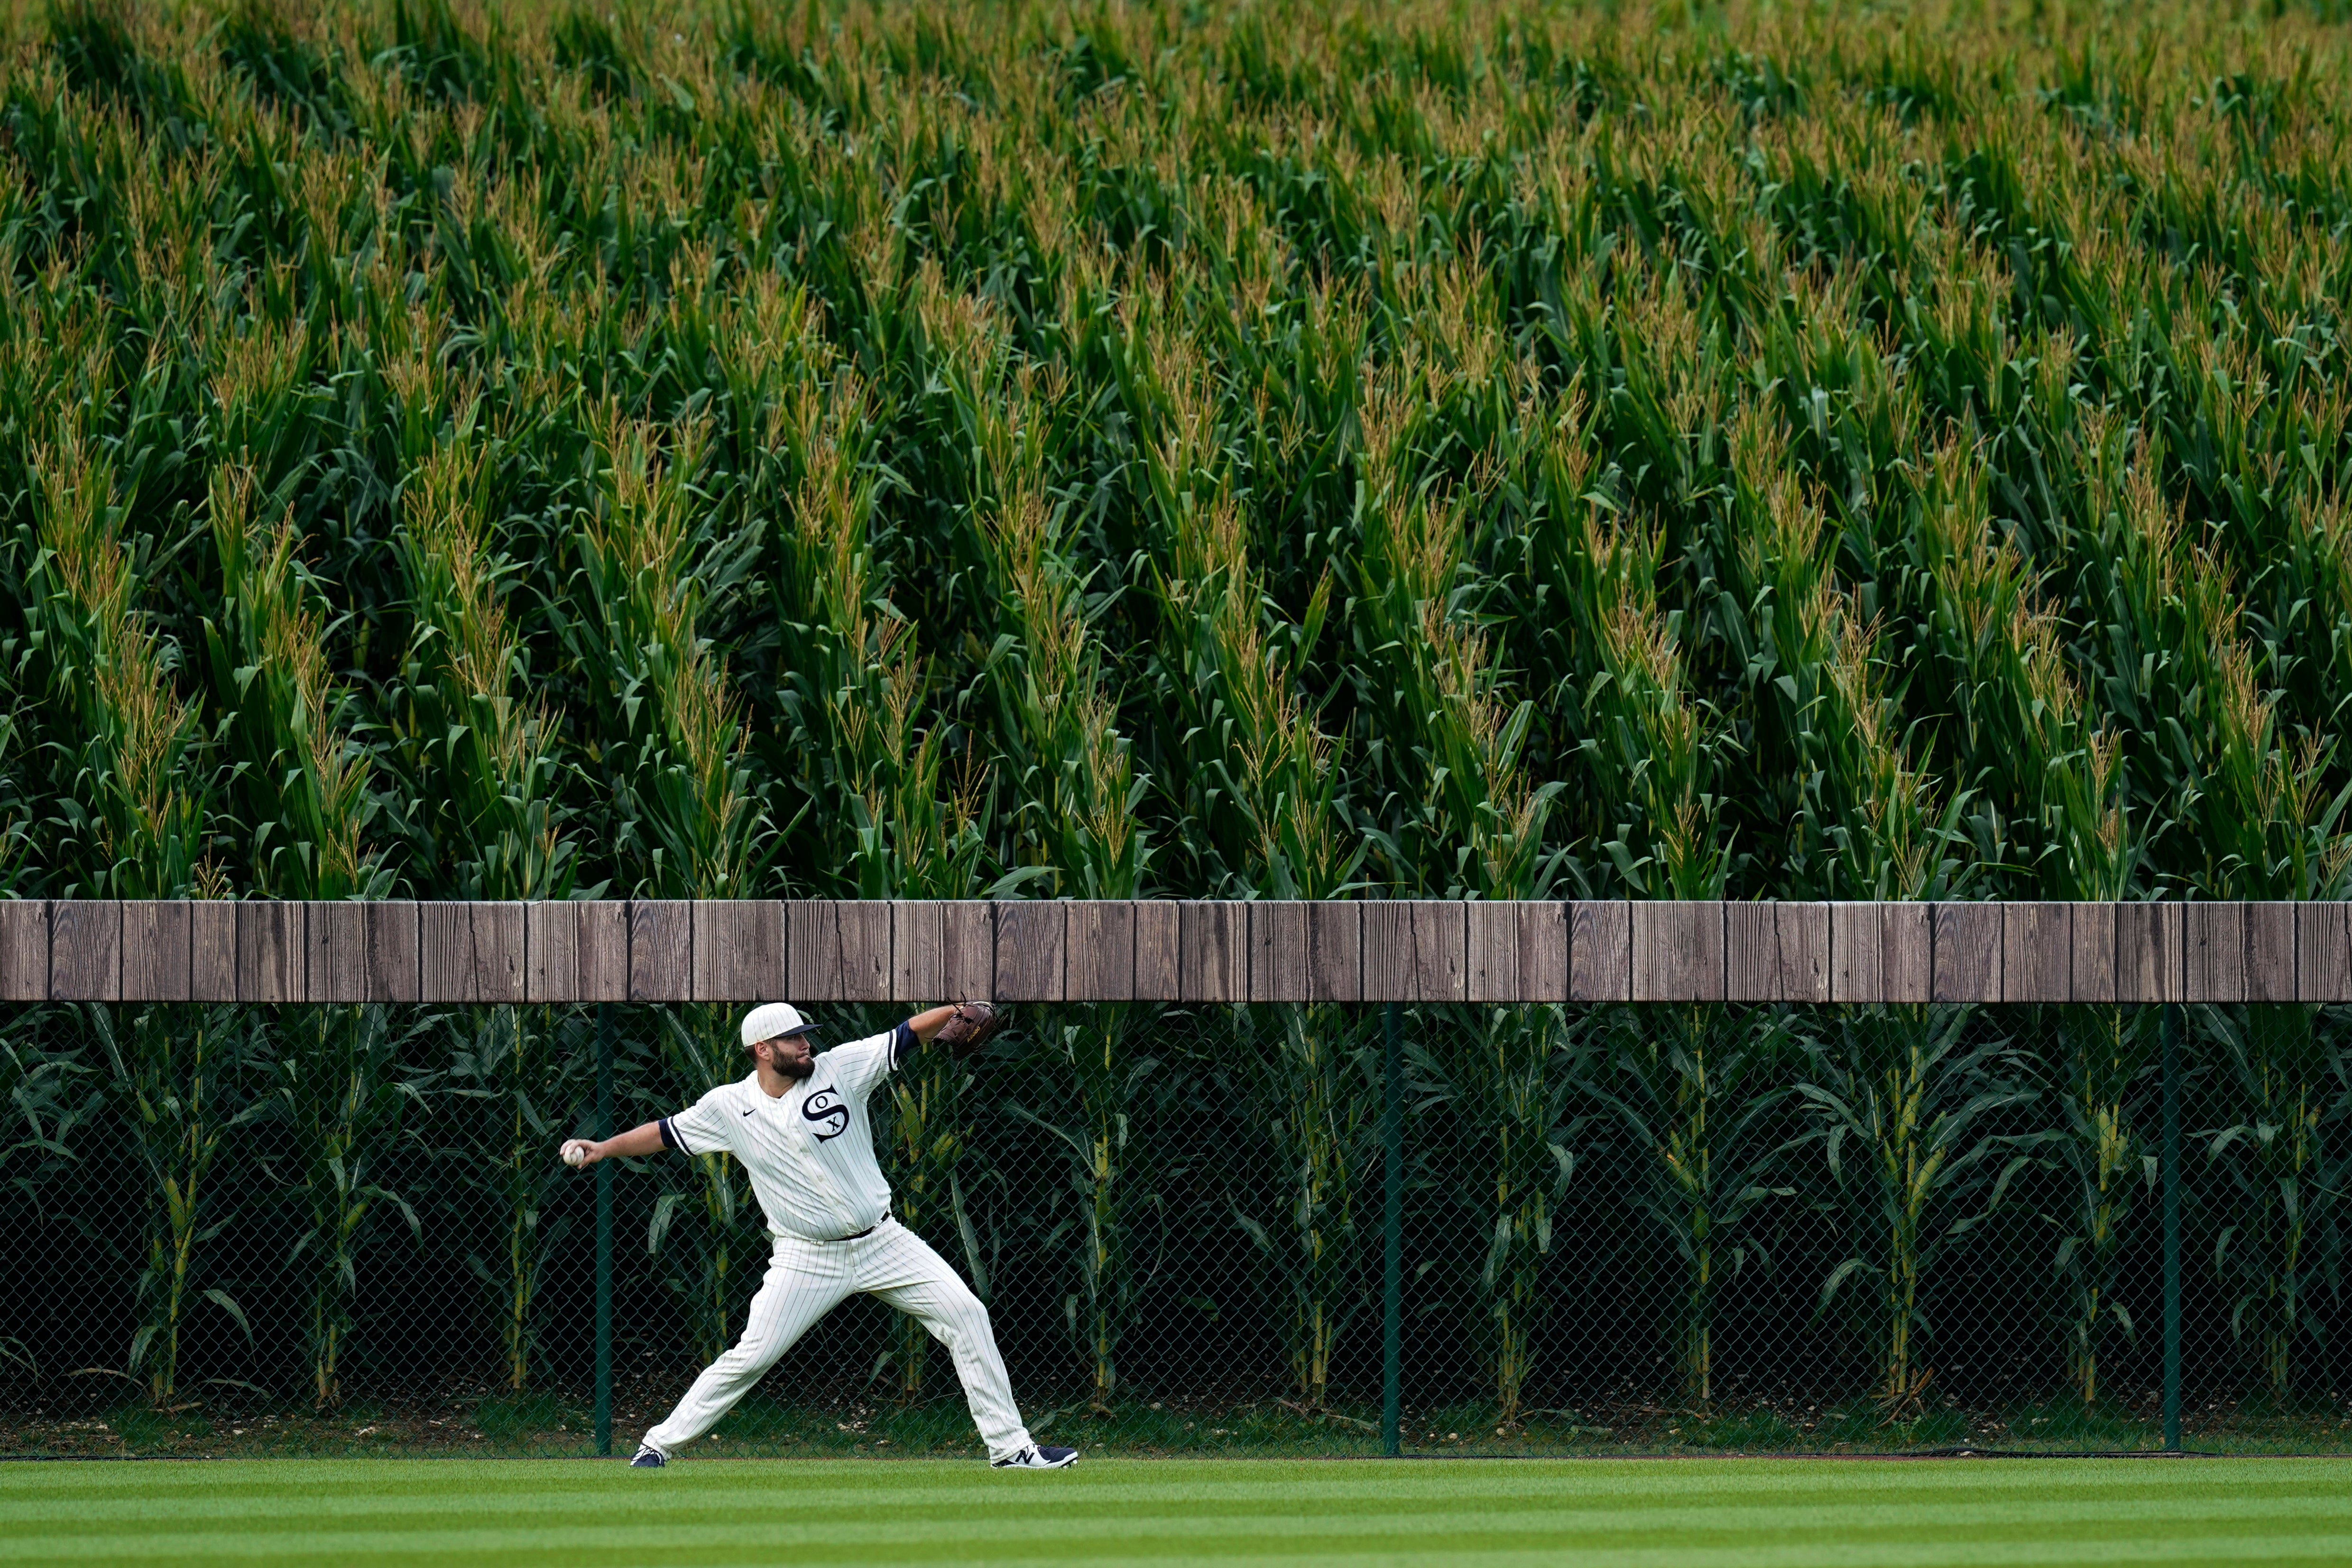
{"left": 933, "top": 1001, "right": 1004, "bottom": 1055}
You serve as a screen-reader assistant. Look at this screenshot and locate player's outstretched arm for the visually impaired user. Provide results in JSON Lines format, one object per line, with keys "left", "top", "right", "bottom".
{"left": 917, "top": 1001, "right": 1005, "bottom": 1056}
{"left": 561, "top": 1121, "right": 666, "bottom": 1168}
{"left": 904, "top": 1004, "right": 962, "bottom": 1043}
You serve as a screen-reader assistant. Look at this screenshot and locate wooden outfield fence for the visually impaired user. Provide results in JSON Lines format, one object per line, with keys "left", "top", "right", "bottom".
{"left": 0, "top": 900, "right": 2341, "bottom": 1006}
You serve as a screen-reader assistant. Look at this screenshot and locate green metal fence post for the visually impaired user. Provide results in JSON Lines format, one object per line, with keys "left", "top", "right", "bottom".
{"left": 595, "top": 1002, "right": 615, "bottom": 1458}
{"left": 2162, "top": 1000, "right": 2181, "bottom": 1454}
{"left": 1383, "top": 1002, "right": 1402, "bottom": 1458}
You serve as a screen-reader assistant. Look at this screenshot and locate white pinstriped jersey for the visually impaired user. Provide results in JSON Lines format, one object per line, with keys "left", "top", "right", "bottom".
{"left": 660, "top": 1024, "right": 913, "bottom": 1244}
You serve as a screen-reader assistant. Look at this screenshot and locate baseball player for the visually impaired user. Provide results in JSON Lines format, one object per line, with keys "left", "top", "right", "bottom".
{"left": 560, "top": 1000, "right": 1078, "bottom": 1470}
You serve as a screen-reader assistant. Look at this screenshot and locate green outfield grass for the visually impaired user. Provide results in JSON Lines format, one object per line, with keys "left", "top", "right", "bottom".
{"left": 1, "top": 1457, "right": 2349, "bottom": 1567}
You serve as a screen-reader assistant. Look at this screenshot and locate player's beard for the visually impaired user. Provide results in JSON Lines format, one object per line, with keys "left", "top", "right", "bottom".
{"left": 778, "top": 1056, "right": 814, "bottom": 1080}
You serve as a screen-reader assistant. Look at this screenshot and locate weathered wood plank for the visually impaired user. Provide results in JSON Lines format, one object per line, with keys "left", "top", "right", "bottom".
{"left": 1885, "top": 904, "right": 1932, "bottom": 1001}
{"left": 838, "top": 901, "right": 892, "bottom": 1001}
{"left": 1726, "top": 904, "right": 1828, "bottom": 1003}
{"left": 1830, "top": 904, "right": 1885, "bottom": 1004}
{"left": 120, "top": 902, "right": 191, "bottom": 1002}
{"left": 2002, "top": 903, "right": 2072, "bottom": 1004}
{"left": 526, "top": 903, "right": 578, "bottom": 1004}
{"left": 1834, "top": 903, "right": 1932, "bottom": 1003}
{"left": 421, "top": 902, "right": 522, "bottom": 1004}
{"left": 1725, "top": 903, "right": 1777, "bottom": 1003}
{"left": 1466, "top": 902, "right": 1519, "bottom": 1003}
{"left": 236, "top": 901, "right": 304, "bottom": 1004}
{"left": 2115, "top": 903, "right": 2183, "bottom": 1003}
{"left": 576, "top": 902, "right": 628, "bottom": 1003}
{"left": 2245, "top": 902, "right": 2297, "bottom": 1004}
{"left": 1133, "top": 901, "right": 1180, "bottom": 1002}
{"left": 190, "top": 903, "right": 234, "bottom": 1002}
{"left": 480, "top": 902, "right": 527, "bottom": 1004}
{"left": 942, "top": 902, "right": 995, "bottom": 1002}
{"left": 1179, "top": 902, "right": 1248, "bottom": 1004}
{"left": 1633, "top": 902, "right": 1724, "bottom": 1002}
{"left": 788, "top": 901, "right": 890, "bottom": 1002}
{"left": 1360, "top": 904, "right": 1409, "bottom": 1003}
{"left": 2297, "top": 904, "right": 2352, "bottom": 1004}
{"left": 1066, "top": 901, "right": 1136, "bottom": 1002}
{"left": 0, "top": 901, "right": 45, "bottom": 1002}
{"left": 892, "top": 901, "right": 943, "bottom": 1003}
{"left": 28, "top": 898, "right": 2324, "bottom": 1003}
{"left": 1415, "top": 902, "right": 1468, "bottom": 1002}
{"left": 784, "top": 901, "right": 832, "bottom": 1000}
{"left": 2184, "top": 903, "right": 2247, "bottom": 1004}
{"left": 1365, "top": 902, "right": 1467, "bottom": 1002}
{"left": 894, "top": 900, "right": 1000, "bottom": 1002}
{"left": 474, "top": 902, "right": 528, "bottom": 1004}
{"left": 359, "top": 902, "right": 415, "bottom": 1003}
{"left": 1467, "top": 903, "right": 1567, "bottom": 1003}
{"left": 1569, "top": 902, "right": 1632, "bottom": 1002}
{"left": 1515, "top": 903, "right": 1569, "bottom": 1004}
{"left": 1783, "top": 903, "right": 1832, "bottom": 1003}
{"left": 693, "top": 900, "right": 784, "bottom": 1002}
{"left": 625, "top": 901, "right": 692, "bottom": 1002}
{"left": 1930, "top": 904, "right": 2002, "bottom": 1003}
{"left": 1307, "top": 902, "right": 1362, "bottom": 1004}
{"left": 1251, "top": 903, "right": 1308, "bottom": 1001}
{"left": 994, "top": 902, "right": 1066, "bottom": 1002}
{"left": 49, "top": 901, "right": 122, "bottom": 1002}
{"left": 2069, "top": 903, "right": 2117, "bottom": 1004}
{"left": 121, "top": 902, "right": 189, "bottom": 1002}
{"left": 305, "top": 902, "right": 369, "bottom": 1003}
{"left": 1250, "top": 902, "right": 1310, "bottom": 1003}
{"left": 1829, "top": 903, "right": 1878, "bottom": 1003}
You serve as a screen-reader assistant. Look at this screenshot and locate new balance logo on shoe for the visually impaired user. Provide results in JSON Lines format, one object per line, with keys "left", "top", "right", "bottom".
{"left": 990, "top": 1445, "right": 1078, "bottom": 1469}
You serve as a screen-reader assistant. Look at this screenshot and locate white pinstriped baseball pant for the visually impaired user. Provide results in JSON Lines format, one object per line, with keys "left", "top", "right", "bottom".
{"left": 642, "top": 1218, "right": 1033, "bottom": 1461}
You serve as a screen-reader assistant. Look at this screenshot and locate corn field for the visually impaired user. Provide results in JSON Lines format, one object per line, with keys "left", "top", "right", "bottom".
{"left": 6, "top": 0, "right": 2352, "bottom": 1456}
{"left": 5, "top": 0, "right": 2352, "bottom": 904}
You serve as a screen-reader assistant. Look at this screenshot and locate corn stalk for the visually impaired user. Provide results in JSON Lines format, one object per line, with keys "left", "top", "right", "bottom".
{"left": 92, "top": 1003, "right": 265, "bottom": 1410}
{"left": 1724, "top": 413, "right": 1956, "bottom": 899}
{"left": 1798, "top": 1009, "right": 2036, "bottom": 1421}
{"left": 953, "top": 330, "right": 1151, "bottom": 1411}
{"left": 1134, "top": 308, "right": 1371, "bottom": 1411}
{"left": 26, "top": 414, "right": 211, "bottom": 899}
{"left": 2203, "top": 1005, "right": 2348, "bottom": 1404}
{"left": 1352, "top": 346, "right": 1569, "bottom": 1423}
{"left": 263, "top": 1005, "right": 430, "bottom": 1409}
{"left": 202, "top": 466, "right": 387, "bottom": 900}
{"left": 389, "top": 403, "right": 578, "bottom": 1392}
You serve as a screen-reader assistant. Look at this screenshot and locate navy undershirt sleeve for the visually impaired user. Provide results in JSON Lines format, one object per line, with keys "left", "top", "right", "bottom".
{"left": 889, "top": 1021, "right": 917, "bottom": 1068}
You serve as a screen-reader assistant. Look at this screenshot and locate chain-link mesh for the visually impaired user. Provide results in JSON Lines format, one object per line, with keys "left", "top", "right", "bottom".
{"left": 3, "top": 1000, "right": 2347, "bottom": 1457}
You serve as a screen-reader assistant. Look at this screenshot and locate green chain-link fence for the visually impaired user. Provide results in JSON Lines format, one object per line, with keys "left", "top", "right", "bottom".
{"left": 4, "top": 1000, "right": 2348, "bottom": 1458}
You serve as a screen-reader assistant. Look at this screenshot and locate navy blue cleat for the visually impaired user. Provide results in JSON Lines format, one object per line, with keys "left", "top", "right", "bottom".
{"left": 991, "top": 1445, "right": 1078, "bottom": 1469}
{"left": 630, "top": 1444, "right": 667, "bottom": 1467}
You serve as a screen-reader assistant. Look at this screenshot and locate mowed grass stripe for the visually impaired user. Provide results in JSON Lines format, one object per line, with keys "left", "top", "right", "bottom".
{"left": 2, "top": 1459, "right": 2348, "bottom": 1568}
{"left": 13, "top": 1528, "right": 2352, "bottom": 1568}
{"left": 9, "top": 1486, "right": 2352, "bottom": 1536}
{"left": 5, "top": 1456, "right": 2339, "bottom": 1505}
{"left": 1, "top": 1457, "right": 2339, "bottom": 1508}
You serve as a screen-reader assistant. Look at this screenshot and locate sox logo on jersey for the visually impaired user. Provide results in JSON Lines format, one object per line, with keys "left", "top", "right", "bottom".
{"left": 802, "top": 1088, "right": 849, "bottom": 1141}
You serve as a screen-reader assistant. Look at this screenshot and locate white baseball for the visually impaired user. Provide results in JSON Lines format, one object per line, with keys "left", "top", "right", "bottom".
{"left": 563, "top": 1141, "right": 589, "bottom": 1168}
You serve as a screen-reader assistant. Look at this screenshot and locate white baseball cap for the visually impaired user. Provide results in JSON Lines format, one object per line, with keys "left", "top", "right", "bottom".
{"left": 740, "top": 1002, "right": 817, "bottom": 1047}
